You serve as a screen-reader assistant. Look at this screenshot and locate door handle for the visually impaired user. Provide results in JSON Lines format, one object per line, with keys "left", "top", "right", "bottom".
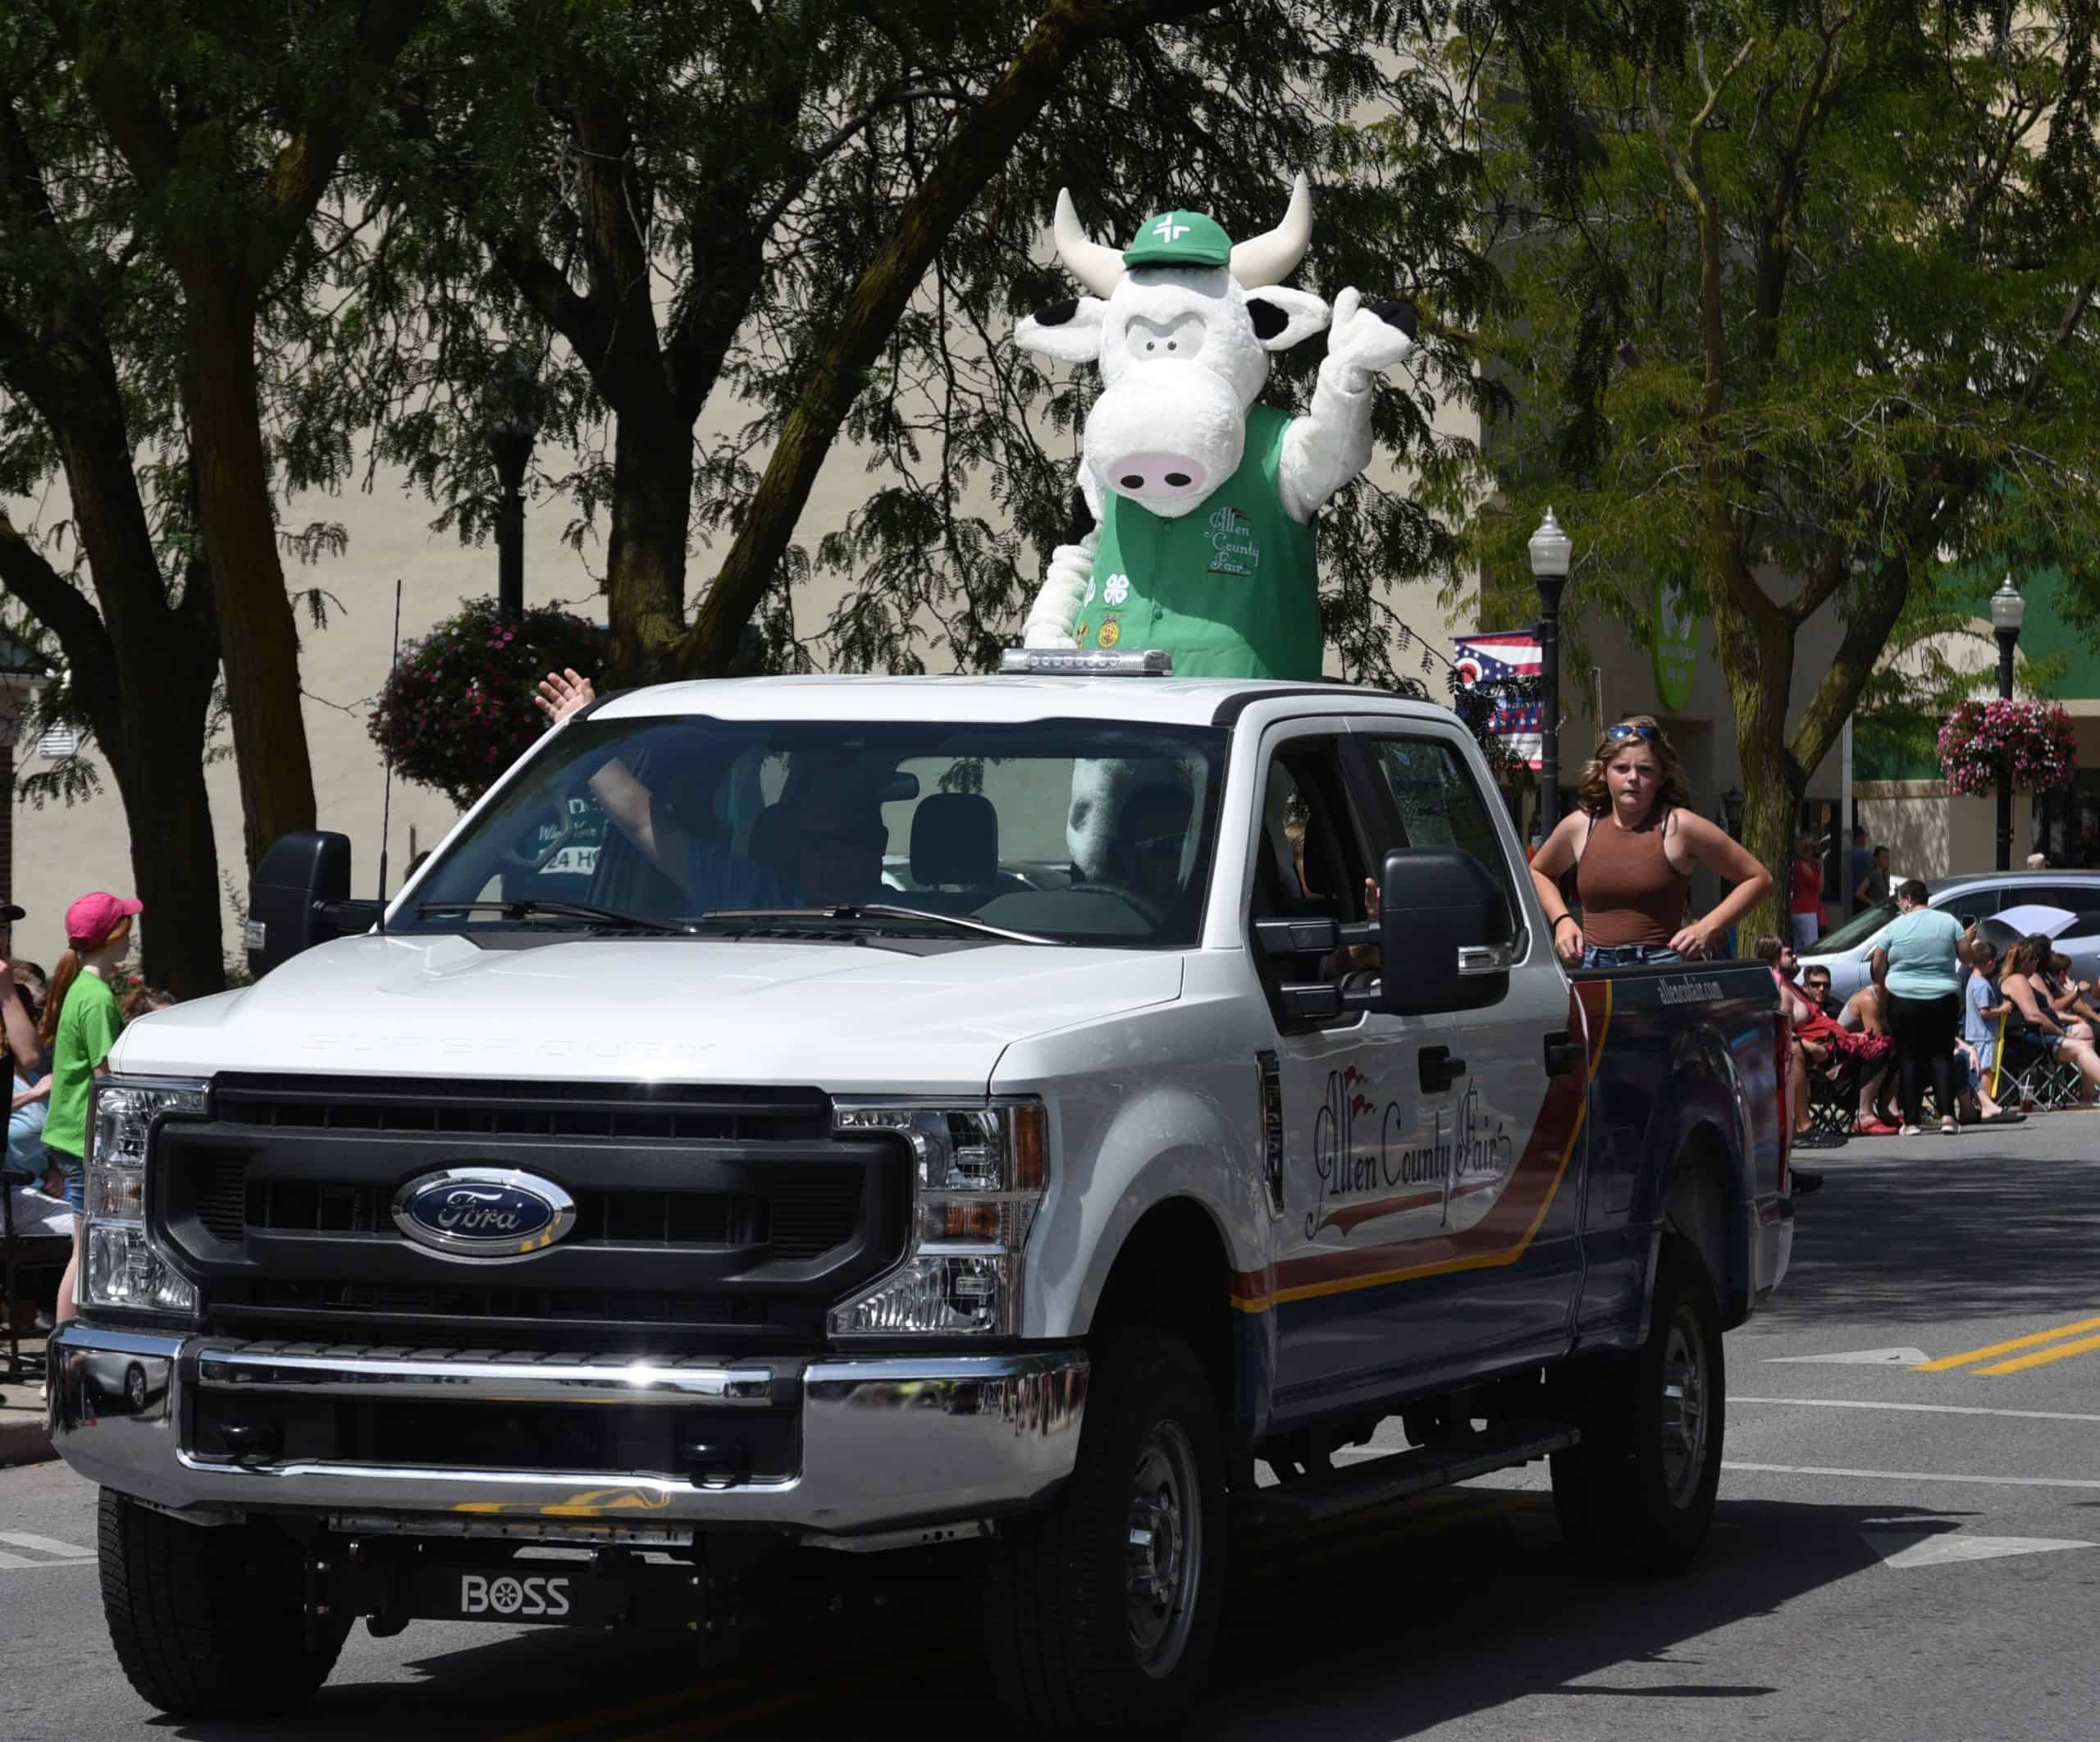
{"left": 1419, "top": 1045, "right": 1466, "bottom": 1095}
{"left": 1544, "top": 1031, "right": 1582, "bottom": 1077}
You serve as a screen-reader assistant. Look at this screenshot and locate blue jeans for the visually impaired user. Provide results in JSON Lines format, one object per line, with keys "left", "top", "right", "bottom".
{"left": 43, "top": 1145, "right": 83, "bottom": 1212}
{"left": 1582, "top": 944, "right": 1685, "bottom": 969}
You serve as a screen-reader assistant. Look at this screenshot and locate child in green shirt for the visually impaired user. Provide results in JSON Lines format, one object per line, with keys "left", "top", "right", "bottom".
{"left": 36, "top": 893, "right": 141, "bottom": 1331}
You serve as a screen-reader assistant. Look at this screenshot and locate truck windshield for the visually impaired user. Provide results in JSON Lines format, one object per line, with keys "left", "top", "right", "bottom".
{"left": 393, "top": 714, "right": 1230, "bottom": 949}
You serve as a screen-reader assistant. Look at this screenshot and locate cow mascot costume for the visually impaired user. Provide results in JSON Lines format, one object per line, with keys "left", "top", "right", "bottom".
{"left": 1016, "top": 174, "right": 1418, "bottom": 885}
{"left": 1019, "top": 173, "right": 1417, "bottom": 674}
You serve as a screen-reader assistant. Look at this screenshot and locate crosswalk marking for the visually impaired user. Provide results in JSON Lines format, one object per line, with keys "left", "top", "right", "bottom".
{"left": 1863, "top": 1532, "right": 2095, "bottom": 1571}
{"left": 1728, "top": 1461, "right": 2100, "bottom": 1491}
{"left": 1914, "top": 1315, "right": 2100, "bottom": 1372}
{"left": 0, "top": 1532, "right": 94, "bottom": 1574}
{"left": 0, "top": 1532, "right": 92, "bottom": 1560}
{"left": 1737, "top": 1396, "right": 2100, "bottom": 1424}
{"left": 1767, "top": 1347, "right": 1928, "bottom": 1366}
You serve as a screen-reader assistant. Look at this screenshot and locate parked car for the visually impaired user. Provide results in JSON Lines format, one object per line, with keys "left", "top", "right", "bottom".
{"left": 1801, "top": 870, "right": 2100, "bottom": 1005}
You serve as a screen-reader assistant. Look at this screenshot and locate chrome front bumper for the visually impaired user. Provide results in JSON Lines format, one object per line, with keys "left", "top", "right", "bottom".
{"left": 48, "top": 1323, "right": 1088, "bottom": 1540}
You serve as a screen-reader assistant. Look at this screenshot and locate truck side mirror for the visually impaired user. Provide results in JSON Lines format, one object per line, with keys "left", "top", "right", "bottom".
{"left": 1378, "top": 847, "right": 1514, "bottom": 1016}
{"left": 246, "top": 831, "right": 378, "bottom": 979}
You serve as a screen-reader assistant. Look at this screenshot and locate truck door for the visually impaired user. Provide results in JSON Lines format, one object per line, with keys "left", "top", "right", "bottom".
{"left": 1348, "top": 725, "right": 1589, "bottom": 1374}
{"left": 1247, "top": 723, "right": 1463, "bottom": 1420}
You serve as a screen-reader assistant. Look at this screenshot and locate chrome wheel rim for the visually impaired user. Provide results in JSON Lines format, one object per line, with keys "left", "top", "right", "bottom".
{"left": 1659, "top": 1304, "right": 1709, "bottom": 1507}
{"left": 1125, "top": 1420, "right": 1202, "bottom": 1676}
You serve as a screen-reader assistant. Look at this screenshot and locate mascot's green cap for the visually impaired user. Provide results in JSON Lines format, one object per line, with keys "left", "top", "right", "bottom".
{"left": 1122, "top": 209, "right": 1231, "bottom": 269}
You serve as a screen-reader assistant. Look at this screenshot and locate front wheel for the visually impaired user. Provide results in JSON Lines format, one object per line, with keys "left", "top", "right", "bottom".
{"left": 984, "top": 1327, "right": 1227, "bottom": 1733}
{"left": 1550, "top": 1236, "right": 1726, "bottom": 1574}
{"left": 99, "top": 1488, "right": 348, "bottom": 1717}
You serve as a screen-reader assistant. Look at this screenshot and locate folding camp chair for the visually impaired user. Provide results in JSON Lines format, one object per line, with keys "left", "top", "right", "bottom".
{"left": 1993, "top": 1013, "right": 2084, "bottom": 1112}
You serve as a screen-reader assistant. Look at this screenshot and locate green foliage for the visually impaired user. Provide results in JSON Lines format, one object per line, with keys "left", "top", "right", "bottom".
{"left": 1464, "top": 0, "right": 2100, "bottom": 890}
{"left": 344, "top": 0, "right": 1504, "bottom": 687}
{"left": 368, "top": 597, "right": 602, "bottom": 810}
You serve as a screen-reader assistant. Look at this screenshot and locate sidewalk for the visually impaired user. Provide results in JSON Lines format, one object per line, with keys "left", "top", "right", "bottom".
{"left": 0, "top": 1337, "right": 53, "bottom": 1467}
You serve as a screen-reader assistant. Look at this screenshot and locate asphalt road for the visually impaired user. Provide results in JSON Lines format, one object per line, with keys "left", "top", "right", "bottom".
{"left": 6, "top": 1117, "right": 2100, "bottom": 1740}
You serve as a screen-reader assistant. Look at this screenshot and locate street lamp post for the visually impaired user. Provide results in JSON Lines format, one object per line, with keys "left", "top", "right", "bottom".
{"left": 482, "top": 353, "right": 541, "bottom": 624}
{"left": 1990, "top": 574, "right": 2025, "bottom": 871}
{"left": 1721, "top": 786, "right": 1746, "bottom": 840}
{"left": 1527, "top": 508, "right": 1573, "bottom": 834}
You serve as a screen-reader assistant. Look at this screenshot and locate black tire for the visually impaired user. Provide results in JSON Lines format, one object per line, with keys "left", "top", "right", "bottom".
{"left": 1550, "top": 1236, "right": 1725, "bottom": 1575}
{"left": 98, "top": 1488, "right": 349, "bottom": 1718}
{"left": 984, "top": 1327, "right": 1227, "bottom": 1734}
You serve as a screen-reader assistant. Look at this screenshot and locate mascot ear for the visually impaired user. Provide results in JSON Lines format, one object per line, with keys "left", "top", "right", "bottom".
{"left": 1243, "top": 286, "right": 1330, "bottom": 351}
{"left": 1016, "top": 296, "right": 1109, "bottom": 364}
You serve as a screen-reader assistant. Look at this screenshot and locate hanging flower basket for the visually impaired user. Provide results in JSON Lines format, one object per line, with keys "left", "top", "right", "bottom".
{"left": 369, "top": 597, "right": 604, "bottom": 810}
{"left": 1935, "top": 698, "right": 2078, "bottom": 798}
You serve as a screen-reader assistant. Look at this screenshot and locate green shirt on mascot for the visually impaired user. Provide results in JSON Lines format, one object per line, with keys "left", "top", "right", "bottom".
{"left": 1017, "top": 177, "right": 1420, "bottom": 682}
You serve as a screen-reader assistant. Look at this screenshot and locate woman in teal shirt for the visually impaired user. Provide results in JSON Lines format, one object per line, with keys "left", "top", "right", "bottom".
{"left": 1871, "top": 880, "right": 1974, "bottom": 1135}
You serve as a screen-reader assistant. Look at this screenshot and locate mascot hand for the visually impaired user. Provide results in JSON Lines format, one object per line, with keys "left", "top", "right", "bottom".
{"left": 1023, "top": 530, "right": 1098, "bottom": 649}
{"left": 1325, "top": 287, "right": 1418, "bottom": 386}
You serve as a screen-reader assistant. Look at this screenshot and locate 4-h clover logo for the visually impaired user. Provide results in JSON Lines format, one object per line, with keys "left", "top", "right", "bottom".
{"left": 1103, "top": 573, "right": 1132, "bottom": 606}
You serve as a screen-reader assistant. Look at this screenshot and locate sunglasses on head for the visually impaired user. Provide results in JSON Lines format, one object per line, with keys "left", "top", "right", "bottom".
{"left": 1605, "top": 723, "right": 1662, "bottom": 743}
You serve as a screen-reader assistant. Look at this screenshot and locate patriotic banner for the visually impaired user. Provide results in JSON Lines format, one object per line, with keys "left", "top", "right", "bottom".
{"left": 1452, "top": 632, "right": 1543, "bottom": 770}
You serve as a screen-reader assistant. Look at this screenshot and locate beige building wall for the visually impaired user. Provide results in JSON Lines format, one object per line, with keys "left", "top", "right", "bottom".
{"left": 1856, "top": 783, "right": 2034, "bottom": 885}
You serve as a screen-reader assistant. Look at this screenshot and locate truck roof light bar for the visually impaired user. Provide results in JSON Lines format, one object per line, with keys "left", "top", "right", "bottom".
{"left": 998, "top": 648, "right": 1174, "bottom": 677}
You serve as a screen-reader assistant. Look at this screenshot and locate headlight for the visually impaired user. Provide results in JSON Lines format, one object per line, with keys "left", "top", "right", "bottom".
{"left": 829, "top": 1100, "right": 1047, "bottom": 1337}
{"left": 83, "top": 1077, "right": 208, "bottom": 1317}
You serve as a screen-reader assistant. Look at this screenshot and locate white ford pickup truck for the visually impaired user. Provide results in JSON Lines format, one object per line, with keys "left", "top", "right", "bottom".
{"left": 51, "top": 659, "right": 1791, "bottom": 1733}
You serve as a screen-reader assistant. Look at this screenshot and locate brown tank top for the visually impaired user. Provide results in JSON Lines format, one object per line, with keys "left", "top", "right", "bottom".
{"left": 1576, "top": 807, "right": 1691, "bottom": 947}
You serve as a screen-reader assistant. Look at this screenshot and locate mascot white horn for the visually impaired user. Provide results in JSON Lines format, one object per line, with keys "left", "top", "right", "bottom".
{"left": 1016, "top": 175, "right": 1419, "bottom": 876}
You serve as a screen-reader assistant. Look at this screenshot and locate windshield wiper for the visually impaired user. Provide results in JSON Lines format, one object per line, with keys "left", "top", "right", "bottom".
{"left": 413, "top": 898, "right": 695, "bottom": 936}
{"left": 698, "top": 904, "right": 1054, "bottom": 946}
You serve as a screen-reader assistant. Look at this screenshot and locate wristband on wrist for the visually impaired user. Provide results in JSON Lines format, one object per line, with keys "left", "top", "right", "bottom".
{"left": 1553, "top": 914, "right": 1579, "bottom": 932}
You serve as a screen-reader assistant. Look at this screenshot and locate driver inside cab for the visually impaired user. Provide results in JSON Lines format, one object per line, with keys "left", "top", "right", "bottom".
{"left": 1110, "top": 784, "right": 1196, "bottom": 919}
{"left": 534, "top": 668, "right": 888, "bottom": 909}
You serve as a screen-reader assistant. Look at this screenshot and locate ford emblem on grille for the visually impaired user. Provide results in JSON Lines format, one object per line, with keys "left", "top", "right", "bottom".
{"left": 391, "top": 1167, "right": 576, "bottom": 1260}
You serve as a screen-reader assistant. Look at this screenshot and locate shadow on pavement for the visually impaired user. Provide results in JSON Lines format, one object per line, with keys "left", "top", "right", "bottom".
{"left": 153, "top": 1489, "right": 1967, "bottom": 1740}
{"left": 1755, "top": 1139, "right": 2100, "bottom": 1324}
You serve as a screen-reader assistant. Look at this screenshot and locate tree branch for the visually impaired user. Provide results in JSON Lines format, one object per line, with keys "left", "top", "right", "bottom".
{"left": 261, "top": 0, "right": 433, "bottom": 242}
{"left": 0, "top": 509, "right": 115, "bottom": 679}
{"left": 2016, "top": 276, "right": 2099, "bottom": 411}
{"left": 1784, "top": 545, "right": 1849, "bottom": 628}
{"left": 678, "top": 0, "right": 1221, "bottom": 674}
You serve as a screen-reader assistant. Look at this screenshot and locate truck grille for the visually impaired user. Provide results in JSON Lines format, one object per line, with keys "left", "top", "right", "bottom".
{"left": 154, "top": 1075, "right": 905, "bottom": 1353}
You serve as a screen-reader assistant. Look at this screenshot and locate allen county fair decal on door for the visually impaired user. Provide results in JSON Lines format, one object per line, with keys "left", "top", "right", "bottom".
{"left": 1307, "top": 1065, "right": 1516, "bottom": 1241}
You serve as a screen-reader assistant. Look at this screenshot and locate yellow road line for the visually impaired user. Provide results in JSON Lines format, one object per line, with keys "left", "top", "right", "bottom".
{"left": 1977, "top": 1332, "right": 2100, "bottom": 1377}
{"left": 1914, "top": 1315, "right": 2100, "bottom": 1372}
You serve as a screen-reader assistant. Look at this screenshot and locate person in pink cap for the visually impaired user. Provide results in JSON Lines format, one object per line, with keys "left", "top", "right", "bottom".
{"left": 36, "top": 892, "right": 141, "bottom": 1330}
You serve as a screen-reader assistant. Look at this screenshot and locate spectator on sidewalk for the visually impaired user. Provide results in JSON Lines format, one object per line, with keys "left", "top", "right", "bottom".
{"left": 1854, "top": 844, "right": 1892, "bottom": 911}
{"left": 1789, "top": 837, "right": 1825, "bottom": 951}
{"left": 121, "top": 985, "right": 174, "bottom": 1023}
{"left": 1958, "top": 940, "right": 2020, "bottom": 1125}
{"left": 37, "top": 894, "right": 141, "bottom": 1331}
{"left": 1872, "top": 878, "right": 1976, "bottom": 1136}
{"left": 1847, "top": 825, "right": 1874, "bottom": 916}
{"left": 2000, "top": 937, "right": 2100, "bottom": 1105}
{"left": 1758, "top": 935, "right": 1896, "bottom": 1140}
{"left": 7, "top": 976, "right": 70, "bottom": 1307}
{"left": 1802, "top": 962, "right": 1841, "bottom": 1018}
{"left": 2041, "top": 952, "right": 2099, "bottom": 1044}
